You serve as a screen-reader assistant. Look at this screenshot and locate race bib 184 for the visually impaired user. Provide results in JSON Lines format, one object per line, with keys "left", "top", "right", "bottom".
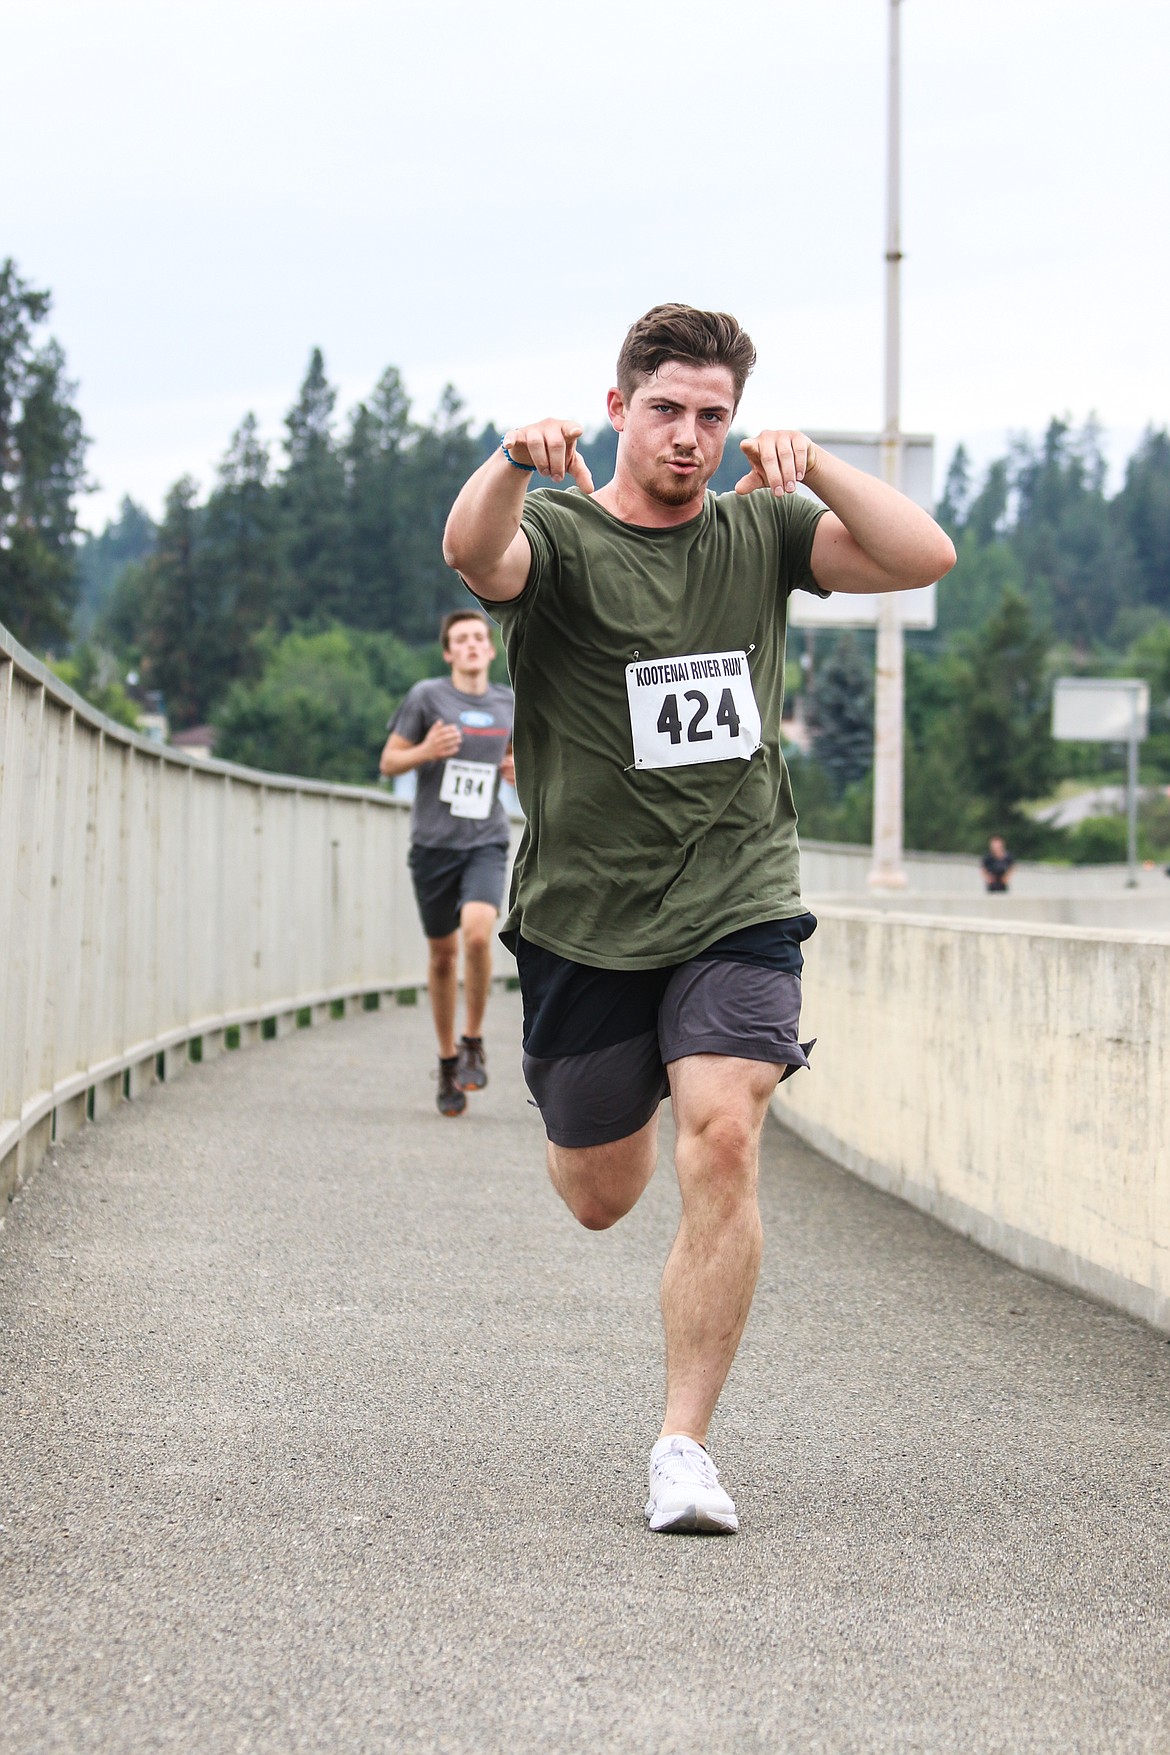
{"left": 625, "top": 649, "right": 762, "bottom": 771}
{"left": 439, "top": 758, "right": 496, "bottom": 819}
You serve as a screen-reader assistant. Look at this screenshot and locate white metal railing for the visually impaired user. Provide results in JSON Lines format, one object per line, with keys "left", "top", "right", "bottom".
{"left": 0, "top": 620, "right": 440, "bottom": 1205}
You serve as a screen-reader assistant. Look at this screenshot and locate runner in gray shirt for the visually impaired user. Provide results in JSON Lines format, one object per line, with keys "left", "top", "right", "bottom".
{"left": 380, "top": 610, "right": 515, "bottom": 1116}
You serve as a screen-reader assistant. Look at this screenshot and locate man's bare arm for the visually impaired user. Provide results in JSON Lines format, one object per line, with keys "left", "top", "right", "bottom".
{"left": 736, "top": 431, "right": 956, "bottom": 594}
{"left": 378, "top": 724, "right": 461, "bottom": 778}
{"left": 442, "top": 420, "right": 594, "bottom": 603}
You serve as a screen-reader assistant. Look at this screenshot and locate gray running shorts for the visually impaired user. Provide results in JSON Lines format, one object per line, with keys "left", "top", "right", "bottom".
{"left": 516, "top": 919, "right": 816, "bottom": 1150}
{"left": 408, "top": 842, "right": 509, "bottom": 940}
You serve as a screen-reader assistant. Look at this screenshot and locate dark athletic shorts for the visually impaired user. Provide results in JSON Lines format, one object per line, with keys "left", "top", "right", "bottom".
{"left": 517, "top": 916, "right": 817, "bottom": 1149}
{"left": 408, "top": 842, "right": 509, "bottom": 940}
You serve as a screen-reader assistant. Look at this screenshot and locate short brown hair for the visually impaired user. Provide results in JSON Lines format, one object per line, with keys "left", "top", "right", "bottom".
{"left": 616, "top": 304, "right": 757, "bottom": 406}
{"left": 440, "top": 609, "right": 491, "bottom": 649}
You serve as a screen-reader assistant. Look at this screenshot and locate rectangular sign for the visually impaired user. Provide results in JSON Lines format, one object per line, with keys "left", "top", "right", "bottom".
{"left": 787, "top": 432, "right": 938, "bottom": 631}
{"left": 789, "top": 580, "right": 937, "bottom": 631}
{"left": 1051, "top": 678, "right": 1149, "bottom": 742}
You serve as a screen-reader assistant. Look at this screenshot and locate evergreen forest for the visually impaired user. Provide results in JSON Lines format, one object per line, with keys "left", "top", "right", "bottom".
{"left": 4, "top": 256, "right": 1170, "bottom": 863}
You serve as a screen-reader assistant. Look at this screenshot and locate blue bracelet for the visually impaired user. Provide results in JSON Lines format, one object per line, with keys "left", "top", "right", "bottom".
{"left": 500, "top": 441, "right": 536, "bottom": 474}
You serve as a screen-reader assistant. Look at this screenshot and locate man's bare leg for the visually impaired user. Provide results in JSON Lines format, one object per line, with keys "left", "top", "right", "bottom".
{"left": 459, "top": 901, "right": 498, "bottom": 1039}
{"left": 658, "top": 1054, "right": 782, "bottom": 1445}
{"left": 547, "top": 1114, "right": 660, "bottom": 1232}
{"left": 426, "top": 933, "right": 459, "bottom": 1060}
{"left": 545, "top": 1056, "right": 777, "bottom": 1433}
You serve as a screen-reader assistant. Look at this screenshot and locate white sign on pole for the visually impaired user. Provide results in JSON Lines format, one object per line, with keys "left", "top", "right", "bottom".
{"left": 1051, "top": 678, "right": 1149, "bottom": 742}
{"left": 787, "top": 432, "right": 937, "bottom": 631}
{"left": 1051, "top": 677, "right": 1149, "bottom": 886}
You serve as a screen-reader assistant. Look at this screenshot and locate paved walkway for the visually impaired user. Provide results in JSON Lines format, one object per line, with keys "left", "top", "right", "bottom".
{"left": 2, "top": 992, "right": 1169, "bottom": 1753}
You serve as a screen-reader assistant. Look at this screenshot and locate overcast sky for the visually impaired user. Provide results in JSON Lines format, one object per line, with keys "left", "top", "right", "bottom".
{"left": 4, "top": 0, "right": 1168, "bottom": 530}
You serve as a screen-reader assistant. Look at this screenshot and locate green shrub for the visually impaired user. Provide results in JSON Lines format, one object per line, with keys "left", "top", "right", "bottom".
{"left": 1065, "top": 815, "right": 1129, "bottom": 864}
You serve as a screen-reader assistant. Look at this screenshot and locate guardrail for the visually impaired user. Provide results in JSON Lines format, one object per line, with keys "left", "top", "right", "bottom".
{"left": 0, "top": 622, "right": 438, "bottom": 1207}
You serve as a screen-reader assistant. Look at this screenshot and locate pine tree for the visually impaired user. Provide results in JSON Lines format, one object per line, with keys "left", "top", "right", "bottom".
{"left": 280, "top": 349, "right": 349, "bottom": 626}
{"left": 936, "top": 527, "right": 1028, "bottom": 643}
{"left": 202, "top": 414, "right": 284, "bottom": 663}
{"left": 139, "top": 478, "right": 229, "bottom": 727}
{"left": 937, "top": 444, "right": 971, "bottom": 534}
{"left": 965, "top": 458, "right": 1010, "bottom": 546}
{"left": 392, "top": 385, "right": 480, "bottom": 643}
{"left": 955, "top": 587, "right": 1055, "bottom": 840}
{"left": 0, "top": 260, "right": 90, "bottom": 647}
{"left": 345, "top": 366, "right": 413, "bottom": 631}
{"left": 76, "top": 497, "right": 156, "bottom": 638}
{"left": 1009, "top": 419, "right": 1122, "bottom": 645}
{"left": 1114, "top": 427, "right": 1170, "bottom": 614}
{"left": 808, "top": 633, "right": 874, "bottom": 795}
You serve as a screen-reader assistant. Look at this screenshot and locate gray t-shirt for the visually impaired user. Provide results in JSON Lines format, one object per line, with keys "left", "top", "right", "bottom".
{"left": 389, "top": 676, "right": 514, "bottom": 849}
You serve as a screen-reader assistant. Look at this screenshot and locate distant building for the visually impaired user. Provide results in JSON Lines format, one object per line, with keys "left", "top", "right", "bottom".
{"left": 123, "top": 673, "right": 168, "bottom": 745}
{"left": 136, "top": 708, "right": 168, "bottom": 745}
{"left": 169, "top": 725, "right": 218, "bottom": 762}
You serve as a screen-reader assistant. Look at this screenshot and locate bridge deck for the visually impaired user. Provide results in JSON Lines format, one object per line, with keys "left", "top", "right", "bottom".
{"left": 2, "top": 992, "right": 1168, "bottom": 1752}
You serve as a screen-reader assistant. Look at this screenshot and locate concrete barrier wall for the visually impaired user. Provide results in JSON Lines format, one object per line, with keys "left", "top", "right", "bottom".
{"left": 801, "top": 838, "right": 1169, "bottom": 898}
{"left": 0, "top": 622, "right": 518, "bottom": 1205}
{"left": 775, "top": 905, "right": 1170, "bottom": 1332}
{"left": 811, "top": 889, "right": 1170, "bottom": 932}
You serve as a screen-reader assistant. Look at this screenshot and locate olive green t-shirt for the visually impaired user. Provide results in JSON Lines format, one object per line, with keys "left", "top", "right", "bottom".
{"left": 477, "top": 486, "right": 827, "bottom": 970}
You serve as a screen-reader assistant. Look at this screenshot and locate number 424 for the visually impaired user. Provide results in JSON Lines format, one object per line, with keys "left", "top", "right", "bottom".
{"left": 656, "top": 687, "right": 741, "bottom": 745}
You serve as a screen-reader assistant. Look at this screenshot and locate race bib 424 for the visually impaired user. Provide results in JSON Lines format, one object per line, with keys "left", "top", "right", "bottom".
{"left": 625, "top": 650, "right": 762, "bottom": 771}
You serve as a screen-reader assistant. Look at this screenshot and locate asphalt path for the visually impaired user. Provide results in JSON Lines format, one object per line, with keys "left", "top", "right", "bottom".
{"left": 2, "top": 990, "right": 1169, "bottom": 1753}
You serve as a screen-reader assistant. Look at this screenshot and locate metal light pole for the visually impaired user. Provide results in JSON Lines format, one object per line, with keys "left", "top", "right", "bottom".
{"left": 868, "top": 0, "right": 909, "bottom": 890}
{"left": 1126, "top": 697, "right": 1140, "bottom": 887}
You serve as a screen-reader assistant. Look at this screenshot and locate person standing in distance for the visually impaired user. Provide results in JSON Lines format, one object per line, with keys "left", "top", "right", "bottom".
{"left": 443, "top": 304, "right": 956, "bottom": 1533}
{"left": 981, "top": 834, "right": 1015, "bottom": 893}
{"left": 380, "top": 610, "right": 515, "bottom": 1117}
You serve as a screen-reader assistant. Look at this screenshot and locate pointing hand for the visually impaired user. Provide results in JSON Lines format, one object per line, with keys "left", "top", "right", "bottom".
{"left": 505, "top": 420, "right": 595, "bottom": 494}
{"left": 735, "top": 430, "right": 818, "bottom": 497}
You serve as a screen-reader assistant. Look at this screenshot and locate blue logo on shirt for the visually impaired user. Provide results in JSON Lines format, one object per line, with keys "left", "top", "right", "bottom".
{"left": 460, "top": 710, "right": 494, "bottom": 728}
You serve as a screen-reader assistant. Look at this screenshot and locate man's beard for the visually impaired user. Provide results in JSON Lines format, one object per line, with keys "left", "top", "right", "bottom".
{"left": 644, "top": 456, "right": 709, "bottom": 508}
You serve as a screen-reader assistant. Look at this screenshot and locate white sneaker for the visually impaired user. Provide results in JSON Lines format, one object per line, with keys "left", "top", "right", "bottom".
{"left": 644, "top": 1435, "right": 738, "bottom": 1534}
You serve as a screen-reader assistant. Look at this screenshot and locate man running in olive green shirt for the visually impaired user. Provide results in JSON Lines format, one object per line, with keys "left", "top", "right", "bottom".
{"left": 443, "top": 303, "right": 955, "bottom": 1534}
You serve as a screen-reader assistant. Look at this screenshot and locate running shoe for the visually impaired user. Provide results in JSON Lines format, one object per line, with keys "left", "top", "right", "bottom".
{"left": 455, "top": 1035, "right": 487, "bottom": 1092}
{"left": 644, "top": 1434, "right": 738, "bottom": 1534}
{"left": 436, "top": 1056, "right": 467, "bottom": 1117}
